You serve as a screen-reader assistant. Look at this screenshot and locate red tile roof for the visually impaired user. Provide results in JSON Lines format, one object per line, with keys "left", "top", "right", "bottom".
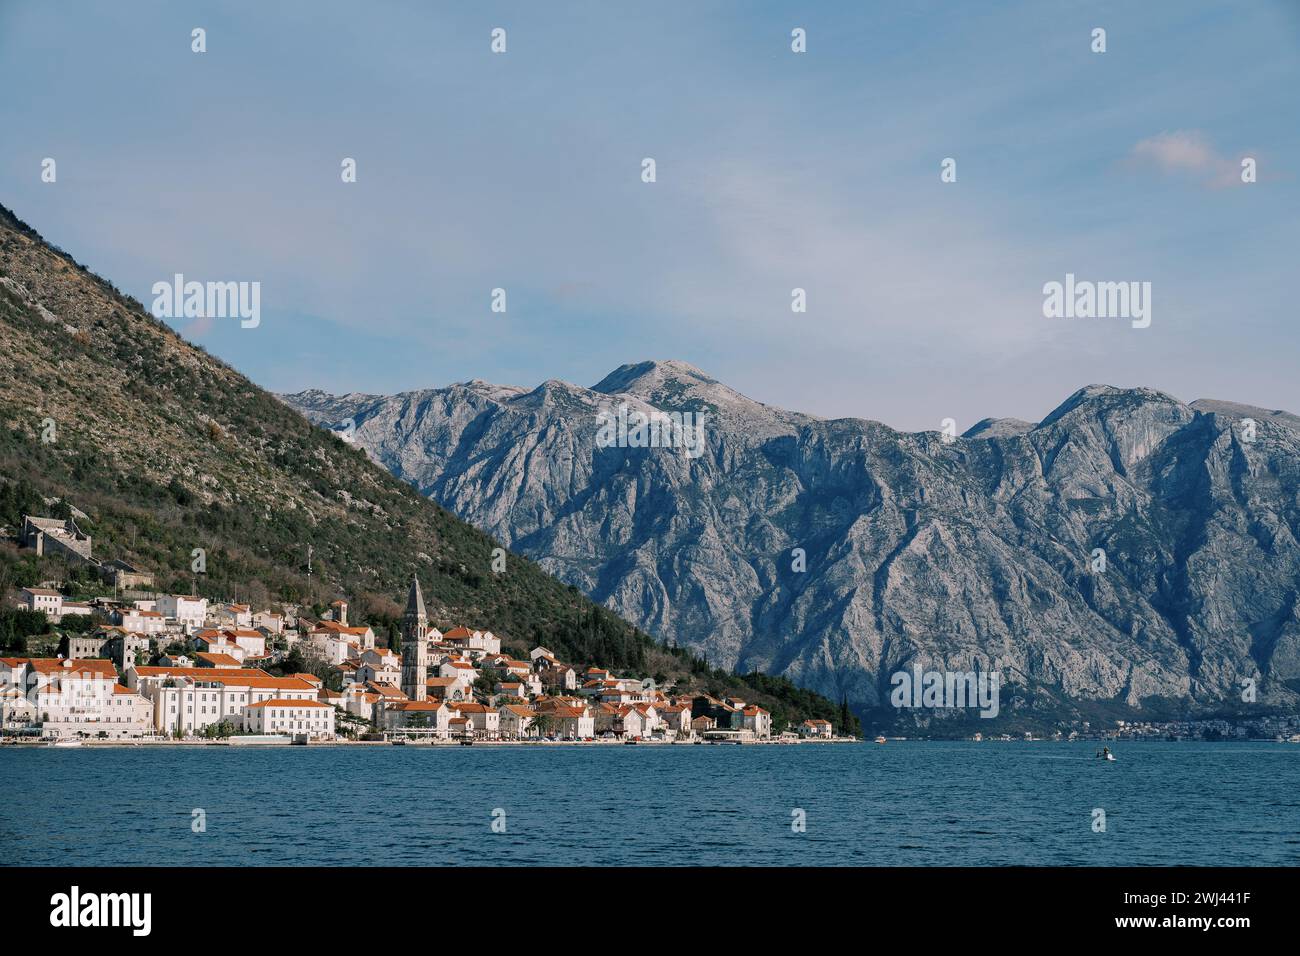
{"left": 247, "top": 698, "right": 330, "bottom": 709}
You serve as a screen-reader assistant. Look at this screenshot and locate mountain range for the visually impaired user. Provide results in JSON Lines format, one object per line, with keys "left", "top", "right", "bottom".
{"left": 282, "top": 359, "right": 1300, "bottom": 719}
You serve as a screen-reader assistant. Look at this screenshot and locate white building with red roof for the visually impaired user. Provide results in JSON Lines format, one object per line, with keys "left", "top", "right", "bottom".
{"left": 244, "top": 698, "right": 334, "bottom": 738}
{"left": 20, "top": 587, "right": 62, "bottom": 618}
{"left": 244, "top": 697, "right": 335, "bottom": 738}
{"left": 156, "top": 594, "right": 208, "bottom": 633}
{"left": 739, "top": 705, "right": 772, "bottom": 739}
{"left": 127, "top": 665, "right": 322, "bottom": 736}
{"left": 440, "top": 625, "right": 500, "bottom": 656}
{"left": 800, "top": 718, "right": 833, "bottom": 738}
{"left": 498, "top": 703, "right": 536, "bottom": 738}
{"left": 252, "top": 610, "right": 283, "bottom": 635}
{"left": 113, "top": 606, "right": 167, "bottom": 636}
{"left": 380, "top": 698, "right": 455, "bottom": 736}
{"left": 11, "top": 658, "right": 152, "bottom": 738}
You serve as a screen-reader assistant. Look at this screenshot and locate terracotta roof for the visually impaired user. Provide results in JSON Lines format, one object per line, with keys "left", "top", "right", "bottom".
{"left": 311, "top": 622, "right": 371, "bottom": 636}
{"left": 31, "top": 658, "right": 118, "bottom": 677}
{"left": 135, "top": 667, "right": 316, "bottom": 691}
{"left": 247, "top": 698, "right": 330, "bottom": 709}
{"left": 389, "top": 700, "right": 445, "bottom": 712}
{"left": 195, "top": 652, "right": 242, "bottom": 667}
{"left": 136, "top": 665, "right": 265, "bottom": 678}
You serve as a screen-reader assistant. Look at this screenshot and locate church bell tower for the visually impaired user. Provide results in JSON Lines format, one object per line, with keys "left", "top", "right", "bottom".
{"left": 400, "top": 574, "right": 430, "bottom": 701}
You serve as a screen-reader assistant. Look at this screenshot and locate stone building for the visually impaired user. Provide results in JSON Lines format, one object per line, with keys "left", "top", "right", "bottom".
{"left": 21, "top": 515, "right": 93, "bottom": 563}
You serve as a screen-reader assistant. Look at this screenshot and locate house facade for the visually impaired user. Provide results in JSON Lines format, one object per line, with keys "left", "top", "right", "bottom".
{"left": 156, "top": 595, "right": 208, "bottom": 633}
{"left": 244, "top": 698, "right": 335, "bottom": 738}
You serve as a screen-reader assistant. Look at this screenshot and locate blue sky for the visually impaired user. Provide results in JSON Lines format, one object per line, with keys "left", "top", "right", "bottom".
{"left": 2, "top": 0, "right": 1297, "bottom": 430}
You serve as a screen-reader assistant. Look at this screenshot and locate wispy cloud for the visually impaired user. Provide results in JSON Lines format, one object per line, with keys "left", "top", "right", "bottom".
{"left": 1128, "top": 130, "right": 1251, "bottom": 188}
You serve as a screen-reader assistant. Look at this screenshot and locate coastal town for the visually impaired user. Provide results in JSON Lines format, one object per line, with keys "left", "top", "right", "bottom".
{"left": 6, "top": 514, "right": 1297, "bottom": 747}
{"left": 0, "top": 513, "right": 845, "bottom": 745}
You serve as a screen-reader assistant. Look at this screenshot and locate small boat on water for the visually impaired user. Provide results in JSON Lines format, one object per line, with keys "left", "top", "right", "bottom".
{"left": 874, "top": 735, "right": 887, "bottom": 745}
{"left": 47, "top": 738, "right": 82, "bottom": 748}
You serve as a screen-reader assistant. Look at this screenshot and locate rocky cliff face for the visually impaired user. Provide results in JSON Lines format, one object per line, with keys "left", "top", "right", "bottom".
{"left": 282, "top": 360, "right": 1300, "bottom": 714}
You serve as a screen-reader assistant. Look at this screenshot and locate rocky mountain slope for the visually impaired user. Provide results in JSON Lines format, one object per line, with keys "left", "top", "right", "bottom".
{"left": 283, "top": 361, "right": 1300, "bottom": 718}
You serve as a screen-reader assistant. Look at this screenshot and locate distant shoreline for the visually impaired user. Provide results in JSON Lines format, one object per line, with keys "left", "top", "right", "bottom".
{"left": 6, "top": 737, "right": 1294, "bottom": 749}
{"left": 4, "top": 737, "right": 860, "bottom": 748}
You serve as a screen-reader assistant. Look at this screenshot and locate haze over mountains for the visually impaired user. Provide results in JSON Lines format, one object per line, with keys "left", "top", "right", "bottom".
{"left": 283, "top": 360, "right": 1300, "bottom": 717}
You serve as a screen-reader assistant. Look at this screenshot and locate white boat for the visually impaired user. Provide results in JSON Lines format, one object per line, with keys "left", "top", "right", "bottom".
{"left": 874, "top": 735, "right": 887, "bottom": 744}
{"left": 47, "top": 738, "right": 82, "bottom": 748}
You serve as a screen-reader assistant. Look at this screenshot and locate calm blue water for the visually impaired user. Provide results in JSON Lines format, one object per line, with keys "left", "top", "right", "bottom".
{"left": 2, "top": 742, "right": 1297, "bottom": 866}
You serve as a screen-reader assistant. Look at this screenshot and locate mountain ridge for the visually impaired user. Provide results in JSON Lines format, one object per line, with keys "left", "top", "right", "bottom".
{"left": 287, "top": 362, "right": 1297, "bottom": 439}
{"left": 282, "top": 360, "right": 1300, "bottom": 718}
